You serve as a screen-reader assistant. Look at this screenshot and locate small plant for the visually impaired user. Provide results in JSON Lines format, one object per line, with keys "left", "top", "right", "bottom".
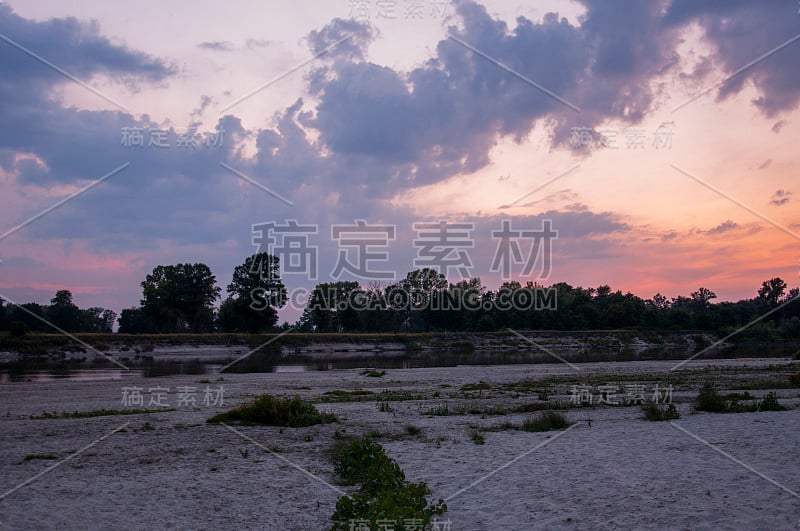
{"left": 405, "top": 425, "right": 422, "bottom": 437}
{"left": 378, "top": 402, "right": 393, "bottom": 413}
{"left": 360, "top": 369, "right": 386, "bottom": 378}
{"left": 330, "top": 437, "right": 446, "bottom": 530}
{"left": 521, "top": 411, "right": 572, "bottom": 432}
{"left": 424, "top": 404, "right": 451, "bottom": 416}
{"left": 470, "top": 431, "right": 485, "bottom": 445}
{"left": 757, "top": 392, "right": 787, "bottom": 412}
{"left": 207, "top": 394, "right": 336, "bottom": 427}
{"left": 642, "top": 403, "right": 680, "bottom": 421}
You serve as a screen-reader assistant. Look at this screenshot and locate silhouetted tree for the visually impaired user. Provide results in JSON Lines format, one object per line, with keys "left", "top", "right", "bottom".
{"left": 141, "top": 263, "right": 220, "bottom": 332}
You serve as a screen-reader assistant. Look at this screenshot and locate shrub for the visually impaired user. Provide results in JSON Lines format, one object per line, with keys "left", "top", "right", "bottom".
{"left": 642, "top": 403, "right": 680, "bottom": 421}
{"left": 405, "top": 425, "right": 422, "bottom": 437}
{"left": 470, "top": 431, "right": 485, "bottom": 445}
{"left": 757, "top": 392, "right": 787, "bottom": 412}
{"left": 788, "top": 373, "right": 800, "bottom": 386}
{"left": 521, "top": 411, "right": 572, "bottom": 432}
{"left": 695, "top": 381, "right": 727, "bottom": 413}
{"left": 207, "top": 394, "right": 336, "bottom": 427}
{"left": 330, "top": 437, "right": 446, "bottom": 530}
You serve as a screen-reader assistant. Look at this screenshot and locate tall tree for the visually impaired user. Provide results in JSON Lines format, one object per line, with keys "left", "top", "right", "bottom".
{"left": 222, "top": 253, "right": 287, "bottom": 333}
{"left": 47, "top": 290, "right": 82, "bottom": 331}
{"left": 141, "top": 263, "right": 220, "bottom": 332}
{"left": 758, "top": 277, "right": 786, "bottom": 307}
{"left": 118, "top": 308, "right": 156, "bottom": 334}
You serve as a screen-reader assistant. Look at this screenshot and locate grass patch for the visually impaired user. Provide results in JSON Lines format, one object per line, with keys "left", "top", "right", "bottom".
{"left": 513, "top": 401, "right": 570, "bottom": 413}
{"left": 31, "top": 408, "right": 174, "bottom": 419}
{"left": 470, "top": 431, "right": 485, "bottom": 445}
{"left": 521, "top": 411, "right": 573, "bottom": 432}
{"left": 424, "top": 403, "right": 452, "bottom": 416}
{"left": 360, "top": 369, "right": 386, "bottom": 378}
{"left": 461, "top": 381, "right": 492, "bottom": 392}
{"left": 695, "top": 383, "right": 788, "bottom": 413}
{"left": 642, "top": 403, "right": 680, "bottom": 421}
{"left": 330, "top": 437, "right": 446, "bottom": 530}
{"left": 486, "top": 411, "right": 573, "bottom": 433}
{"left": 207, "top": 394, "right": 336, "bottom": 427}
{"left": 404, "top": 425, "right": 422, "bottom": 437}
{"left": 24, "top": 454, "right": 58, "bottom": 461}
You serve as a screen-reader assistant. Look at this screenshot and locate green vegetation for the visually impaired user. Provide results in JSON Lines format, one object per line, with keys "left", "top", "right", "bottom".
{"left": 521, "top": 411, "right": 573, "bottom": 432}
{"left": 330, "top": 437, "right": 446, "bottom": 530}
{"left": 23, "top": 454, "right": 58, "bottom": 461}
{"left": 360, "top": 369, "right": 387, "bottom": 378}
{"left": 31, "top": 408, "right": 174, "bottom": 419}
{"left": 207, "top": 394, "right": 336, "bottom": 427}
{"left": 642, "top": 403, "right": 680, "bottom": 421}
{"left": 695, "top": 382, "right": 789, "bottom": 413}
{"left": 487, "top": 411, "right": 573, "bottom": 433}
{"left": 470, "top": 431, "right": 485, "bottom": 445}
{"left": 404, "top": 425, "right": 422, "bottom": 437}
{"left": 513, "top": 401, "right": 570, "bottom": 413}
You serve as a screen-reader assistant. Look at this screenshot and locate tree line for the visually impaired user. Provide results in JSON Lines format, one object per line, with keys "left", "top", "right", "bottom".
{"left": 1, "top": 253, "right": 798, "bottom": 338}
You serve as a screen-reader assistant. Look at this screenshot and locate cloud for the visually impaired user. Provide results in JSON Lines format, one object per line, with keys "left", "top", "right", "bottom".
{"left": 704, "top": 220, "right": 739, "bottom": 235}
{"left": 770, "top": 189, "right": 791, "bottom": 206}
{"left": 772, "top": 120, "right": 788, "bottom": 133}
{"left": 666, "top": 1, "right": 800, "bottom": 116}
{"left": 197, "top": 41, "right": 235, "bottom": 52}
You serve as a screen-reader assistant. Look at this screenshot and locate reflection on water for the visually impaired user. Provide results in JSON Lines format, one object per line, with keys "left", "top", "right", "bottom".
{"left": 0, "top": 344, "right": 794, "bottom": 382}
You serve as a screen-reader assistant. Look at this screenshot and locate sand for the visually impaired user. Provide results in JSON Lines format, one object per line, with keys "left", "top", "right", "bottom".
{"left": 1, "top": 358, "right": 798, "bottom": 530}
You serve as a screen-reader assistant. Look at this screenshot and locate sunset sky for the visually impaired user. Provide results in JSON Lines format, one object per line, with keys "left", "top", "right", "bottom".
{"left": 1, "top": 0, "right": 798, "bottom": 322}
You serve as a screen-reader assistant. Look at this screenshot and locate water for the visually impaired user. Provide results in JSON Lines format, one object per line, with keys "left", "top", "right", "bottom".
{"left": 0, "top": 344, "right": 794, "bottom": 382}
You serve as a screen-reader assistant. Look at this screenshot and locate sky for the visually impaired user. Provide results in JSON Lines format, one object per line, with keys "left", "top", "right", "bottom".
{"left": 0, "top": 0, "right": 799, "bottom": 323}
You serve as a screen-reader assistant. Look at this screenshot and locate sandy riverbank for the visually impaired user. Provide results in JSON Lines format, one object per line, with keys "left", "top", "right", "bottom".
{"left": 1, "top": 358, "right": 799, "bottom": 530}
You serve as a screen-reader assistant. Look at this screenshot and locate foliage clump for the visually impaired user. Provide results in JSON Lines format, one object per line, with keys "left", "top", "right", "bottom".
{"left": 520, "top": 410, "right": 573, "bottom": 432}
{"left": 642, "top": 402, "right": 680, "bottom": 421}
{"left": 330, "top": 437, "right": 446, "bottom": 530}
{"left": 207, "top": 394, "right": 336, "bottom": 427}
{"left": 695, "top": 382, "right": 787, "bottom": 413}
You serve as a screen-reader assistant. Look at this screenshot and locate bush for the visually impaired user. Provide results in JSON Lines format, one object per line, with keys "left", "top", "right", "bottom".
{"left": 521, "top": 410, "right": 572, "bottom": 432}
{"left": 642, "top": 403, "right": 680, "bottom": 421}
{"left": 757, "top": 392, "right": 787, "bottom": 412}
{"left": 695, "top": 381, "right": 727, "bottom": 413}
{"left": 330, "top": 438, "right": 446, "bottom": 530}
{"left": 207, "top": 394, "right": 336, "bottom": 427}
